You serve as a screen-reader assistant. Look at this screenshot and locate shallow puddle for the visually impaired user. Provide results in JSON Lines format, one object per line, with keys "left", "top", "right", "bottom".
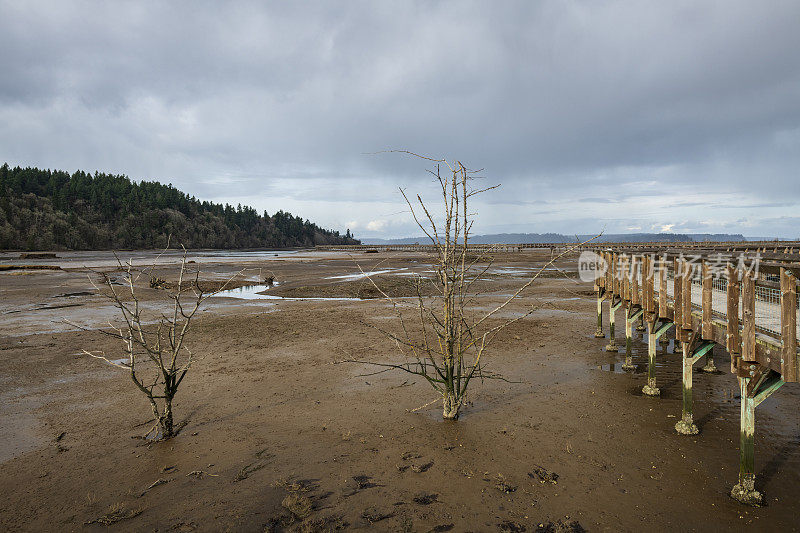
{"left": 213, "top": 284, "right": 363, "bottom": 301}
{"left": 325, "top": 268, "right": 407, "bottom": 281}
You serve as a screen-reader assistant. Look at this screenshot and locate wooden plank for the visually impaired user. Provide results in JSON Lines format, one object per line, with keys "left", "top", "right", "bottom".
{"left": 727, "top": 264, "right": 741, "bottom": 361}
{"left": 702, "top": 261, "right": 713, "bottom": 339}
{"left": 594, "top": 253, "right": 603, "bottom": 290}
{"left": 659, "top": 255, "right": 667, "bottom": 317}
{"left": 644, "top": 255, "right": 654, "bottom": 315}
{"left": 781, "top": 268, "right": 798, "bottom": 382}
{"left": 610, "top": 252, "right": 618, "bottom": 295}
{"left": 681, "top": 260, "right": 692, "bottom": 331}
{"left": 622, "top": 255, "right": 630, "bottom": 302}
{"left": 742, "top": 271, "right": 756, "bottom": 362}
{"left": 674, "top": 258, "right": 682, "bottom": 327}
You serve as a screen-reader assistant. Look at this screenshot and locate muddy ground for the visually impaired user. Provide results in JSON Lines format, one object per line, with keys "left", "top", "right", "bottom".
{"left": 0, "top": 249, "right": 799, "bottom": 532}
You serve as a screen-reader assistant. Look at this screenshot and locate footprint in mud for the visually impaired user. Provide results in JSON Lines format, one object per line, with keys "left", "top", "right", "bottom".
{"left": 411, "top": 461, "right": 434, "bottom": 473}
{"left": 361, "top": 507, "right": 394, "bottom": 523}
{"left": 396, "top": 451, "right": 433, "bottom": 473}
{"left": 412, "top": 492, "right": 438, "bottom": 505}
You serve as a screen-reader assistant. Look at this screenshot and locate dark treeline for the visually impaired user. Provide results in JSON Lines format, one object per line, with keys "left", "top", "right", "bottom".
{"left": 0, "top": 164, "right": 359, "bottom": 250}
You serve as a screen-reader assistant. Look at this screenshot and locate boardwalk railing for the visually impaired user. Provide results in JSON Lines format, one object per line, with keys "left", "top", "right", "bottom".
{"left": 594, "top": 249, "right": 799, "bottom": 505}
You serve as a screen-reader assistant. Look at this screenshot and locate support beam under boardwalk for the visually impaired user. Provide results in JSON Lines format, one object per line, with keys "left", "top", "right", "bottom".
{"left": 595, "top": 288, "right": 605, "bottom": 338}
{"left": 623, "top": 307, "right": 643, "bottom": 371}
{"left": 643, "top": 320, "right": 673, "bottom": 396}
{"left": 731, "top": 370, "right": 785, "bottom": 505}
{"left": 606, "top": 297, "right": 622, "bottom": 352}
{"left": 675, "top": 338, "right": 715, "bottom": 435}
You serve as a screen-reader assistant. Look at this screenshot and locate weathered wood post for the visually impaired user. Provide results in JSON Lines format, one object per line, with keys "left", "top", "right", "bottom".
{"left": 633, "top": 257, "right": 646, "bottom": 332}
{"left": 731, "top": 369, "right": 786, "bottom": 505}
{"left": 731, "top": 267, "right": 796, "bottom": 503}
{"left": 732, "top": 375, "right": 758, "bottom": 504}
{"left": 641, "top": 255, "right": 658, "bottom": 395}
{"left": 659, "top": 255, "right": 670, "bottom": 350}
{"left": 742, "top": 270, "right": 755, "bottom": 364}
{"left": 606, "top": 252, "right": 621, "bottom": 352}
{"left": 780, "top": 268, "right": 797, "bottom": 381}
{"left": 596, "top": 291, "right": 605, "bottom": 337}
{"left": 730, "top": 268, "right": 760, "bottom": 503}
{"left": 623, "top": 255, "right": 640, "bottom": 370}
{"left": 675, "top": 258, "right": 702, "bottom": 435}
{"left": 727, "top": 264, "right": 741, "bottom": 372}
{"left": 595, "top": 253, "right": 605, "bottom": 338}
{"left": 701, "top": 261, "right": 717, "bottom": 372}
{"left": 673, "top": 257, "right": 683, "bottom": 355}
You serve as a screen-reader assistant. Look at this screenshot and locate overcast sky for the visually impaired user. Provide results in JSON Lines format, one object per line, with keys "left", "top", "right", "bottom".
{"left": 1, "top": 1, "right": 799, "bottom": 239}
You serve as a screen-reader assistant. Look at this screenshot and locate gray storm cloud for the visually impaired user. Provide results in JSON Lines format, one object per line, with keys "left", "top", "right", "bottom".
{"left": 1, "top": 0, "right": 799, "bottom": 238}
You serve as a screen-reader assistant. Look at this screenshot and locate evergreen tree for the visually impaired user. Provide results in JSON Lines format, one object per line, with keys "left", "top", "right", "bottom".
{"left": 0, "top": 164, "right": 360, "bottom": 250}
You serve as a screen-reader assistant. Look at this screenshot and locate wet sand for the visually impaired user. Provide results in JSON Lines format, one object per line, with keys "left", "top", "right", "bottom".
{"left": 0, "top": 249, "right": 799, "bottom": 531}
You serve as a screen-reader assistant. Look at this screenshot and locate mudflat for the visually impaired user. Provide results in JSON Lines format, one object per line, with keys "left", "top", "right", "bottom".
{"left": 0, "top": 249, "right": 798, "bottom": 531}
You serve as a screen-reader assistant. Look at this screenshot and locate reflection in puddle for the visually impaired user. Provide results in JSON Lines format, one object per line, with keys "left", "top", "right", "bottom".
{"left": 326, "top": 268, "right": 406, "bottom": 281}
{"left": 597, "top": 363, "right": 645, "bottom": 374}
{"left": 213, "top": 284, "right": 362, "bottom": 301}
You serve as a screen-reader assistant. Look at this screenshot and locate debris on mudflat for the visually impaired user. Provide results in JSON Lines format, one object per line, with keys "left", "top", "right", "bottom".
{"left": 536, "top": 518, "right": 585, "bottom": 532}
{"left": 529, "top": 465, "right": 559, "bottom": 484}
{"left": 495, "top": 474, "right": 517, "bottom": 493}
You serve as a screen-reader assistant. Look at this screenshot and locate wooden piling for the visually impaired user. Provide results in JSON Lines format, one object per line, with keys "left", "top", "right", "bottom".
{"left": 643, "top": 322, "right": 660, "bottom": 396}
{"left": 781, "top": 268, "right": 797, "bottom": 381}
{"left": 730, "top": 376, "right": 759, "bottom": 504}
{"left": 681, "top": 260, "right": 692, "bottom": 332}
{"left": 702, "top": 261, "right": 712, "bottom": 340}
{"left": 742, "top": 271, "right": 756, "bottom": 362}
{"left": 727, "top": 264, "right": 741, "bottom": 372}
{"left": 659, "top": 255, "right": 668, "bottom": 317}
{"left": 674, "top": 258, "right": 683, "bottom": 330}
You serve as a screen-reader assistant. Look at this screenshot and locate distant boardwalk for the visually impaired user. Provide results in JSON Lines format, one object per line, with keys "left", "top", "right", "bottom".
{"left": 317, "top": 240, "right": 800, "bottom": 255}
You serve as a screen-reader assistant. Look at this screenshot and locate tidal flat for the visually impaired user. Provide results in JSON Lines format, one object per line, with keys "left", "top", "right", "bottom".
{"left": 1, "top": 249, "right": 799, "bottom": 531}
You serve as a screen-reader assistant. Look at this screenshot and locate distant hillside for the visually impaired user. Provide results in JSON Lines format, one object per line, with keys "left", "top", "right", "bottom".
{"left": 0, "top": 163, "right": 359, "bottom": 250}
{"left": 362, "top": 232, "right": 747, "bottom": 245}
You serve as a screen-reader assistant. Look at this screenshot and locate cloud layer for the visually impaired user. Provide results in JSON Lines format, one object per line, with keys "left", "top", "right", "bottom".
{"left": 1, "top": 1, "right": 799, "bottom": 238}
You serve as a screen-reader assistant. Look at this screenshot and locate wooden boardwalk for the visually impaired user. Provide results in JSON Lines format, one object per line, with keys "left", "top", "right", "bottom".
{"left": 318, "top": 240, "right": 800, "bottom": 256}
{"left": 593, "top": 247, "right": 799, "bottom": 505}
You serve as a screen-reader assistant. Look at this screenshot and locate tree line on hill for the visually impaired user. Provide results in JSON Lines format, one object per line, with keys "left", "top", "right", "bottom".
{"left": 0, "top": 164, "right": 359, "bottom": 250}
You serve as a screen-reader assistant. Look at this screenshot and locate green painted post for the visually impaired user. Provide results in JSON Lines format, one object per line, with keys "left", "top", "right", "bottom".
{"left": 642, "top": 323, "right": 660, "bottom": 396}
{"left": 675, "top": 341, "right": 699, "bottom": 435}
{"left": 605, "top": 301, "right": 618, "bottom": 352}
{"left": 731, "top": 377, "right": 761, "bottom": 505}
{"left": 595, "top": 293, "right": 604, "bottom": 338}
{"left": 622, "top": 311, "right": 636, "bottom": 370}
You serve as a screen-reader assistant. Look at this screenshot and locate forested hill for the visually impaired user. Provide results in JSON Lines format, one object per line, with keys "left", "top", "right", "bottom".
{"left": 0, "top": 164, "right": 360, "bottom": 250}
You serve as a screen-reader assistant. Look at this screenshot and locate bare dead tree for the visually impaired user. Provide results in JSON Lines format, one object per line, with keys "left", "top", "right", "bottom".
{"left": 343, "top": 154, "right": 596, "bottom": 420}
{"left": 73, "top": 246, "right": 241, "bottom": 439}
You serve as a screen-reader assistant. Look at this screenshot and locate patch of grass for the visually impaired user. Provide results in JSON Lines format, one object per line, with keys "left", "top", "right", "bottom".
{"left": 282, "top": 493, "right": 313, "bottom": 520}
